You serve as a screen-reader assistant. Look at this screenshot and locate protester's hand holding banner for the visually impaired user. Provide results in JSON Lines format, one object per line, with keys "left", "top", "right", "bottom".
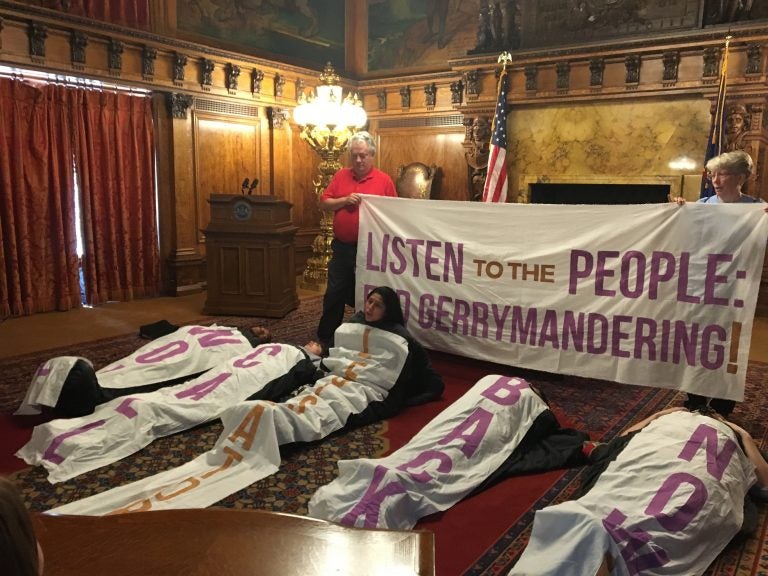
{"left": 357, "top": 196, "right": 768, "bottom": 400}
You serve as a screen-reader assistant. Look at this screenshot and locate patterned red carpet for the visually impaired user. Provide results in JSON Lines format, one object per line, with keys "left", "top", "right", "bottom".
{"left": 1, "top": 296, "right": 766, "bottom": 575}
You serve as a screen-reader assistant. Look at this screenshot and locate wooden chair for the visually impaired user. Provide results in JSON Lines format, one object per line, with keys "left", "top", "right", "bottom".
{"left": 33, "top": 507, "right": 435, "bottom": 575}
{"left": 395, "top": 162, "right": 438, "bottom": 199}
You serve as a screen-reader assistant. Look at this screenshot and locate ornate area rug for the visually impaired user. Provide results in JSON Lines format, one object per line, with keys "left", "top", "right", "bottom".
{"left": 1, "top": 295, "right": 766, "bottom": 575}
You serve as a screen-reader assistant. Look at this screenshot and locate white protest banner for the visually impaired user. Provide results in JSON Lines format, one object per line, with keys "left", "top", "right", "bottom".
{"left": 15, "top": 325, "right": 254, "bottom": 415}
{"left": 510, "top": 410, "right": 756, "bottom": 575}
{"left": 49, "top": 323, "right": 408, "bottom": 515}
{"left": 17, "top": 344, "right": 306, "bottom": 483}
{"left": 357, "top": 197, "right": 768, "bottom": 400}
{"left": 308, "top": 375, "right": 548, "bottom": 530}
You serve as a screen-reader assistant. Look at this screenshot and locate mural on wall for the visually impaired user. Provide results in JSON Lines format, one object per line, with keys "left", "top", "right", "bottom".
{"left": 519, "top": 0, "right": 701, "bottom": 49}
{"left": 177, "top": 0, "right": 344, "bottom": 69}
{"left": 368, "top": 0, "right": 481, "bottom": 72}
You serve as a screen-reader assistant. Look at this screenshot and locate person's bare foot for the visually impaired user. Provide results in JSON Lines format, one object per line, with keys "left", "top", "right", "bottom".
{"left": 304, "top": 341, "right": 322, "bottom": 357}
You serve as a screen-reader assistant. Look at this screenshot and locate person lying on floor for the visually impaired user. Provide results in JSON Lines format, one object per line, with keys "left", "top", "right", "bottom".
{"left": 17, "top": 338, "right": 323, "bottom": 484}
{"left": 15, "top": 324, "right": 274, "bottom": 418}
{"left": 307, "top": 374, "right": 588, "bottom": 530}
{"left": 509, "top": 406, "right": 768, "bottom": 576}
{"left": 46, "top": 286, "right": 445, "bottom": 515}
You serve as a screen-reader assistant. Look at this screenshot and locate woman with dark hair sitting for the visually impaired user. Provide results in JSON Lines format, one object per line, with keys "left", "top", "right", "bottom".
{"left": 0, "top": 476, "right": 43, "bottom": 576}
{"left": 343, "top": 286, "right": 444, "bottom": 428}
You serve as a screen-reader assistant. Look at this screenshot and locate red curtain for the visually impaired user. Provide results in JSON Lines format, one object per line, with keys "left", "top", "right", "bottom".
{"left": 0, "top": 79, "right": 81, "bottom": 317}
{"left": 39, "top": 0, "right": 150, "bottom": 29}
{"left": 72, "top": 90, "right": 160, "bottom": 305}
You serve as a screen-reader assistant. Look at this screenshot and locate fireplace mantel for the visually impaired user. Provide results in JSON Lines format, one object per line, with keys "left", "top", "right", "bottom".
{"left": 517, "top": 174, "right": 700, "bottom": 204}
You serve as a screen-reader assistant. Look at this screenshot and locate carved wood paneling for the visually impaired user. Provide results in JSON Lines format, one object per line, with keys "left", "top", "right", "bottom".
{"left": 374, "top": 125, "right": 467, "bottom": 202}
{"left": 192, "top": 109, "right": 263, "bottom": 246}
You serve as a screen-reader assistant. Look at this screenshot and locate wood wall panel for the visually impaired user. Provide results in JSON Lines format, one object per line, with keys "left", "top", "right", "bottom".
{"left": 193, "top": 112, "right": 262, "bottom": 245}
{"left": 375, "top": 127, "right": 468, "bottom": 202}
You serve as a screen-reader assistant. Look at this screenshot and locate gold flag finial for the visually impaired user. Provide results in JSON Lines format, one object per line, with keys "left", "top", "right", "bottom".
{"left": 498, "top": 52, "right": 512, "bottom": 69}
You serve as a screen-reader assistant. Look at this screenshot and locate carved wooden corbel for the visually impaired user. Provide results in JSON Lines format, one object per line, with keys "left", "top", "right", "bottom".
{"left": 69, "top": 30, "right": 87, "bottom": 70}
{"left": 377, "top": 90, "right": 386, "bottom": 112}
{"left": 108, "top": 39, "right": 123, "bottom": 74}
{"left": 524, "top": 64, "right": 537, "bottom": 92}
{"left": 28, "top": 22, "right": 48, "bottom": 62}
{"left": 464, "top": 70, "right": 480, "bottom": 99}
{"left": 142, "top": 45, "right": 157, "bottom": 80}
{"left": 274, "top": 73, "right": 285, "bottom": 98}
{"left": 173, "top": 52, "right": 188, "bottom": 85}
{"left": 589, "top": 58, "right": 605, "bottom": 87}
{"left": 424, "top": 83, "right": 436, "bottom": 109}
{"left": 268, "top": 106, "right": 289, "bottom": 129}
{"left": 556, "top": 61, "right": 570, "bottom": 92}
{"left": 662, "top": 51, "right": 680, "bottom": 84}
{"left": 225, "top": 63, "right": 240, "bottom": 94}
{"left": 200, "top": 59, "right": 214, "bottom": 91}
{"left": 166, "top": 92, "right": 193, "bottom": 119}
{"left": 450, "top": 80, "right": 463, "bottom": 106}
{"left": 624, "top": 55, "right": 641, "bottom": 86}
{"left": 251, "top": 69, "right": 264, "bottom": 95}
{"left": 400, "top": 85, "right": 411, "bottom": 109}
{"left": 296, "top": 78, "right": 305, "bottom": 102}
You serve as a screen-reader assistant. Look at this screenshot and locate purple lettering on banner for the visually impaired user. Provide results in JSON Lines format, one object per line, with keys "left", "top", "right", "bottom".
{"left": 34, "top": 364, "right": 52, "bottom": 378}
{"left": 538, "top": 309, "right": 560, "bottom": 349}
{"left": 562, "top": 311, "right": 585, "bottom": 352}
{"left": 233, "top": 344, "right": 282, "bottom": 369}
{"left": 700, "top": 324, "right": 726, "bottom": 369}
{"left": 645, "top": 472, "right": 707, "bottom": 532}
{"left": 703, "top": 254, "right": 733, "bottom": 306}
{"left": 115, "top": 397, "right": 140, "bottom": 419}
{"left": 418, "top": 293, "right": 435, "bottom": 329}
{"left": 364, "top": 232, "right": 382, "bottom": 272}
{"left": 390, "top": 236, "right": 407, "bottom": 275}
{"left": 595, "top": 251, "right": 619, "bottom": 297}
{"left": 98, "top": 363, "right": 125, "bottom": 374}
{"left": 649, "top": 252, "right": 676, "bottom": 300}
{"left": 44, "top": 420, "right": 108, "bottom": 465}
{"left": 510, "top": 306, "right": 537, "bottom": 345}
{"left": 425, "top": 240, "right": 441, "bottom": 281}
{"left": 620, "top": 251, "right": 646, "bottom": 298}
{"left": 340, "top": 465, "right": 407, "bottom": 528}
{"left": 188, "top": 326, "right": 244, "bottom": 348}
{"left": 672, "top": 321, "right": 698, "bottom": 366}
{"left": 135, "top": 341, "right": 190, "bottom": 364}
{"left": 568, "top": 250, "right": 593, "bottom": 294}
{"left": 677, "top": 423, "right": 737, "bottom": 481}
{"left": 603, "top": 508, "right": 669, "bottom": 575}
{"left": 611, "top": 315, "right": 632, "bottom": 358}
{"left": 446, "top": 242, "right": 464, "bottom": 284}
{"left": 480, "top": 376, "right": 528, "bottom": 406}
{"left": 660, "top": 319, "right": 671, "bottom": 363}
{"left": 491, "top": 304, "right": 511, "bottom": 342}
{"left": 435, "top": 296, "right": 452, "bottom": 332}
{"left": 471, "top": 301, "right": 489, "bottom": 339}
{"left": 634, "top": 317, "right": 657, "bottom": 361}
{"left": 397, "top": 450, "right": 453, "bottom": 483}
{"left": 676, "top": 252, "right": 700, "bottom": 304}
{"left": 174, "top": 372, "right": 232, "bottom": 401}
{"left": 587, "top": 313, "right": 608, "bottom": 354}
{"left": 437, "top": 407, "right": 494, "bottom": 459}
{"left": 452, "top": 299, "right": 471, "bottom": 336}
{"left": 405, "top": 238, "right": 425, "bottom": 277}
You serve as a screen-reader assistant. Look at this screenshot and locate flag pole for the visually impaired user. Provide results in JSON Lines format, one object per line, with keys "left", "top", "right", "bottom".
{"left": 482, "top": 53, "right": 512, "bottom": 203}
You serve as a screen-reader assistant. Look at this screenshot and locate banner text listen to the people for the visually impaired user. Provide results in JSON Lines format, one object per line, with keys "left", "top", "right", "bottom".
{"left": 357, "top": 197, "right": 768, "bottom": 401}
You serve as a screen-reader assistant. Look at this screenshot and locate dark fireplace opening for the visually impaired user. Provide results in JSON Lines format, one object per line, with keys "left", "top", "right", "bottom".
{"left": 529, "top": 183, "right": 670, "bottom": 205}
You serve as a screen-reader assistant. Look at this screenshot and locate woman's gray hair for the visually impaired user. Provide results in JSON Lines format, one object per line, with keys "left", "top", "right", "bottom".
{"left": 705, "top": 150, "right": 753, "bottom": 177}
{"left": 349, "top": 131, "right": 376, "bottom": 156}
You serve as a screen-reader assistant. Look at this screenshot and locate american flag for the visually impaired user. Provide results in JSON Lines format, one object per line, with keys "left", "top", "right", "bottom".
{"left": 482, "top": 67, "right": 510, "bottom": 203}
{"left": 700, "top": 37, "right": 730, "bottom": 199}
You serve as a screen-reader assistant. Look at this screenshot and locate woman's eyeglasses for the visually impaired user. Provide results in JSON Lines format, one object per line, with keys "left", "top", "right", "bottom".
{"left": 706, "top": 171, "right": 734, "bottom": 180}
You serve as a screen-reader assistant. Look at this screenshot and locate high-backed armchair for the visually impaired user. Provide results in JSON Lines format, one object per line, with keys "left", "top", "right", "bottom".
{"left": 395, "top": 162, "right": 438, "bottom": 199}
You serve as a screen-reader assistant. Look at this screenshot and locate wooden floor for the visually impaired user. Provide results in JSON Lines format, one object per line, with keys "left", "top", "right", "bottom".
{"left": 2, "top": 291, "right": 768, "bottom": 363}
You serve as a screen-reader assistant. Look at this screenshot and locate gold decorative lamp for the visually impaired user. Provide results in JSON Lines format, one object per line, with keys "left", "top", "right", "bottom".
{"left": 294, "top": 62, "right": 367, "bottom": 291}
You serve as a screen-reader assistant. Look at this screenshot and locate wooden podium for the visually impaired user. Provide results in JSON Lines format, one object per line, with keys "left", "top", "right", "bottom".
{"left": 203, "top": 194, "right": 299, "bottom": 317}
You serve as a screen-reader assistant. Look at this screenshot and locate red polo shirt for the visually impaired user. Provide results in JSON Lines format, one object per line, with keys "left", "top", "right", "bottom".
{"left": 321, "top": 167, "right": 397, "bottom": 244}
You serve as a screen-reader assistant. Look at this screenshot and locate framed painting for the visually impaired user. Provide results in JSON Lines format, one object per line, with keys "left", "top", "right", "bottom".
{"left": 176, "top": 0, "right": 345, "bottom": 69}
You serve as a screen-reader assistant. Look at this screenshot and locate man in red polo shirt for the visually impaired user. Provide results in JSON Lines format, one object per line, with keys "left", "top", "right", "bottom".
{"left": 316, "top": 131, "right": 397, "bottom": 354}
